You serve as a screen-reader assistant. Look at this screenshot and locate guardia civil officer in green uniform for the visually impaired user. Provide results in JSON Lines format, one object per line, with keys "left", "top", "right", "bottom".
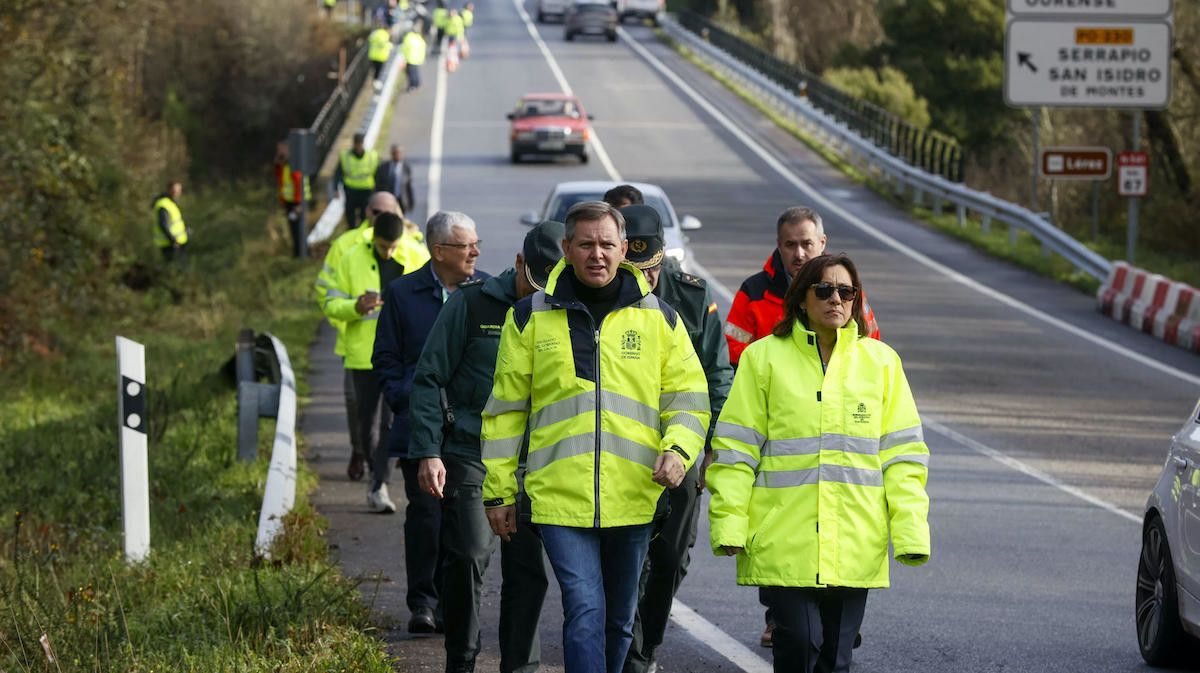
{"left": 410, "top": 221, "right": 565, "bottom": 673}
{"left": 618, "top": 205, "right": 734, "bottom": 673}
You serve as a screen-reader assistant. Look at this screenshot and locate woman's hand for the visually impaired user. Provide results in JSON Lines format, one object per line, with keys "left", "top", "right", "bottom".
{"left": 719, "top": 546, "right": 743, "bottom": 556}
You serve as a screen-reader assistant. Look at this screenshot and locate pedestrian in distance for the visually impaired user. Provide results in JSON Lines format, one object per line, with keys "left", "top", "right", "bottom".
{"left": 482, "top": 200, "right": 711, "bottom": 673}
{"left": 431, "top": 0, "right": 449, "bottom": 55}
{"left": 368, "top": 20, "right": 394, "bottom": 91}
{"left": 375, "top": 144, "right": 414, "bottom": 216}
{"left": 373, "top": 211, "right": 487, "bottom": 634}
{"left": 274, "top": 141, "right": 312, "bottom": 258}
{"left": 614, "top": 204, "right": 733, "bottom": 673}
{"left": 323, "top": 0, "right": 336, "bottom": 18}
{"left": 602, "top": 183, "right": 643, "bottom": 210}
{"left": 401, "top": 25, "right": 427, "bottom": 92}
{"left": 460, "top": 2, "right": 474, "bottom": 59}
{"left": 334, "top": 133, "right": 380, "bottom": 229}
{"left": 152, "top": 180, "right": 190, "bottom": 266}
{"left": 707, "top": 253, "right": 930, "bottom": 673}
{"left": 445, "top": 9, "right": 465, "bottom": 71}
{"left": 410, "top": 220, "right": 565, "bottom": 673}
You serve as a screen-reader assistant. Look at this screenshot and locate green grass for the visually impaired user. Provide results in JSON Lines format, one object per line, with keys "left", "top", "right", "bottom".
{"left": 0, "top": 185, "right": 392, "bottom": 672}
{"left": 660, "top": 32, "right": 1110, "bottom": 295}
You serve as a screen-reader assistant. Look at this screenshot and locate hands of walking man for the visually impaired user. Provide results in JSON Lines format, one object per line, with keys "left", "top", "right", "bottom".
{"left": 486, "top": 505, "right": 517, "bottom": 542}
{"left": 652, "top": 451, "right": 685, "bottom": 488}
{"left": 417, "top": 457, "right": 446, "bottom": 499}
{"left": 355, "top": 292, "right": 383, "bottom": 315}
{"left": 697, "top": 450, "right": 715, "bottom": 492}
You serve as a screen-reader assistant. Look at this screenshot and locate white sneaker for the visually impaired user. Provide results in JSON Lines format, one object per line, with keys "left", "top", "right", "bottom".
{"left": 367, "top": 483, "right": 397, "bottom": 513}
{"left": 373, "top": 79, "right": 383, "bottom": 92}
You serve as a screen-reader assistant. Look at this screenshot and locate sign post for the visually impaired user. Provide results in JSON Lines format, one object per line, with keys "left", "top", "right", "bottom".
{"left": 116, "top": 337, "right": 150, "bottom": 564}
{"left": 1118, "top": 129, "right": 1149, "bottom": 263}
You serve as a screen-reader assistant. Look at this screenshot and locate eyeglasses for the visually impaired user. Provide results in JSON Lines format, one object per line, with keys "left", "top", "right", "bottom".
{"left": 436, "top": 241, "right": 481, "bottom": 250}
{"left": 810, "top": 282, "right": 858, "bottom": 302}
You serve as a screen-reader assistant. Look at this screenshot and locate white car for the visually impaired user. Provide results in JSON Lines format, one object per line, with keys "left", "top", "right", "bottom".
{"left": 519, "top": 181, "right": 702, "bottom": 267}
{"left": 536, "top": 0, "right": 570, "bottom": 22}
{"left": 1137, "top": 396, "right": 1200, "bottom": 665}
{"left": 615, "top": 0, "right": 662, "bottom": 24}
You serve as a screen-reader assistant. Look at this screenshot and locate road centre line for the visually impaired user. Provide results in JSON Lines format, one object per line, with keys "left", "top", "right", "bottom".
{"left": 508, "top": 2, "right": 770, "bottom": 670}
{"left": 616, "top": 27, "right": 1151, "bottom": 524}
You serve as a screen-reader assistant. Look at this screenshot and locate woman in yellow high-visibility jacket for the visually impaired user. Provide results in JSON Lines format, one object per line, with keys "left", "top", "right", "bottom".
{"left": 707, "top": 253, "right": 930, "bottom": 673}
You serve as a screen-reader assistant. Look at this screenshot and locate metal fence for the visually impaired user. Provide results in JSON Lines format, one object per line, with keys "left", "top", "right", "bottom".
{"left": 309, "top": 42, "right": 372, "bottom": 168}
{"left": 676, "top": 11, "right": 965, "bottom": 183}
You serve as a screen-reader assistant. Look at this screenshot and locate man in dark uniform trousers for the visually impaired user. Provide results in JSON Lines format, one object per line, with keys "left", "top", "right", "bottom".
{"left": 618, "top": 204, "right": 734, "bottom": 673}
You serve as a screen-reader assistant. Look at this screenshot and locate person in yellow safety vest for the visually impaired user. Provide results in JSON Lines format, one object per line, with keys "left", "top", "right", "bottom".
{"left": 153, "top": 180, "right": 189, "bottom": 265}
{"left": 445, "top": 9, "right": 465, "bottom": 62}
{"left": 706, "top": 253, "right": 930, "bottom": 673}
{"left": 460, "top": 3, "right": 473, "bottom": 60}
{"left": 481, "top": 201, "right": 710, "bottom": 673}
{"left": 315, "top": 192, "right": 428, "bottom": 481}
{"left": 368, "top": 23, "right": 393, "bottom": 88}
{"left": 274, "top": 142, "right": 313, "bottom": 258}
{"left": 324, "top": 0, "right": 336, "bottom": 18}
{"left": 462, "top": 2, "right": 474, "bottom": 28}
{"left": 401, "top": 28, "right": 427, "bottom": 92}
{"left": 431, "top": 1, "right": 449, "bottom": 54}
{"left": 321, "top": 212, "right": 410, "bottom": 497}
{"left": 334, "top": 132, "right": 379, "bottom": 229}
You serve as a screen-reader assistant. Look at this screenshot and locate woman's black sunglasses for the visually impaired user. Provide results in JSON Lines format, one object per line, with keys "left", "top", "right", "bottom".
{"left": 810, "top": 282, "right": 859, "bottom": 302}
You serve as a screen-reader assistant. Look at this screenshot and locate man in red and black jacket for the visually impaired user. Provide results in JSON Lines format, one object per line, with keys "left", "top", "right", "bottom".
{"left": 274, "top": 142, "right": 312, "bottom": 257}
{"left": 724, "top": 206, "right": 879, "bottom": 367}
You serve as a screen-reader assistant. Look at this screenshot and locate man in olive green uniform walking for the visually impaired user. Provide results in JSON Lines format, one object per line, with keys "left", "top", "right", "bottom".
{"left": 618, "top": 204, "right": 733, "bottom": 673}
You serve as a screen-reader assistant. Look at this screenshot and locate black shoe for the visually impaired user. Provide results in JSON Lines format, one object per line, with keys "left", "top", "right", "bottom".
{"left": 853, "top": 632, "right": 862, "bottom": 649}
{"left": 408, "top": 606, "right": 436, "bottom": 634}
{"left": 445, "top": 663, "right": 475, "bottom": 673}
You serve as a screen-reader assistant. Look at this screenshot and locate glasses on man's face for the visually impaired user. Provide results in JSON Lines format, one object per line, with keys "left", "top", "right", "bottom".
{"left": 810, "top": 282, "right": 858, "bottom": 302}
{"left": 437, "top": 240, "right": 481, "bottom": 251}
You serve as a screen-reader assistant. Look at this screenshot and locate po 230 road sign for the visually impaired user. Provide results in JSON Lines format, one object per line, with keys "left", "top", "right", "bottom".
{"left": 1004, "top": 19, "right": 1172, "bottom": 109}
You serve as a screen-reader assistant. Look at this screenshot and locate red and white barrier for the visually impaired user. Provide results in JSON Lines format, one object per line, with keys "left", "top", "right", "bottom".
{"left": 1097, "top": 262, "right": 1200, "bottom": 354}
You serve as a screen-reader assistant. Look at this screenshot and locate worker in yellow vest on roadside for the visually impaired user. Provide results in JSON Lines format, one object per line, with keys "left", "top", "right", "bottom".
{"left": 368, "top": 21, "right": 393, "bottom": 91}
{"left": 334, "top": 133, "right": 380, "bottom": 228}
{"left": 401, "top": 25, "right": 427, "bottom": 92}
{"left": 460, "top": 3, "right": 474, "bottom": 60}
{"left": 445, "top": 8, "right": 465, "bottom": 69}
{"left": 153, "top": 180, "right": 189, "bottom": 266}
{"left": 323, "top": 0, "right": 336, "bottom": 18}
{"left": 431, "top": 1, "right": 449, "bottom": 54}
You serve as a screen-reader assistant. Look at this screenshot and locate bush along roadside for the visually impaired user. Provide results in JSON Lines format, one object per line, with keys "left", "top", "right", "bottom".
{"left": 0, "top": 184, "right": 393, "bottom": 672}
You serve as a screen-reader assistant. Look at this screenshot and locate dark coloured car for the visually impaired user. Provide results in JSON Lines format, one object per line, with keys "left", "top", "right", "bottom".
{"left": 564, "top": 2, "right": 617, "bottom": 42}
{"left": 507, "top": 94, "right": 592, "bottom": 163}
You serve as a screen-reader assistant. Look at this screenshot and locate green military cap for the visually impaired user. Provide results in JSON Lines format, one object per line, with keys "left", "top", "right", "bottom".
{"left": 524, "top": 220, "right": 566, "bottom": 290}
{"left": 619, "top": 204, "right": 664, "bottom": 270}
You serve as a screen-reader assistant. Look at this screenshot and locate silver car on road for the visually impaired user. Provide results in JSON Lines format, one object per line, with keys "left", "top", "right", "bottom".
{"left": 1138, "top": 396, "right": 1200, "bottom": 665}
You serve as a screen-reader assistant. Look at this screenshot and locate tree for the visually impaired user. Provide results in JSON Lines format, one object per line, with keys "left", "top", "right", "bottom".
{"left": 824, "top": 66, "right": 931, "bottom": 129}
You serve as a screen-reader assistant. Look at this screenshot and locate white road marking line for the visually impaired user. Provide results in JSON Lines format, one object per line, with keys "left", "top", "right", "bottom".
{"left": 618, "top": 27, "right": 1151, "bottom": 526}
{"left": 427, "top": 52, "right": 449, "bottom": 217}
{"left": 617, "top": 27, "right": 1200, "bottom": 390}
{"left": 510, "top": 4, "right": 770, "bottom": 672}
{"left": 509, "top": 0, "right": 621, "bottom": 182}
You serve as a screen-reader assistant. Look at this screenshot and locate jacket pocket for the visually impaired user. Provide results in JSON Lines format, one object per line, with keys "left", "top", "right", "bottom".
{"left": 748, "top": 504, "right": 784, "bottom": 556}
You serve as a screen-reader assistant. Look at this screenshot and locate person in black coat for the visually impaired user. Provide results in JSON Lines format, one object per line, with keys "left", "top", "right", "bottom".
{"left": 375, "top": 144, "right": 415, "bottom": 216}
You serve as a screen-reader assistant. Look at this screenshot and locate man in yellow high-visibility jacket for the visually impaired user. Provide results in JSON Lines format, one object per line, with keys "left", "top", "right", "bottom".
{"left": 334, "top": 133, "right": 379, "bottom": 229}
{"left": 431, "top": 1, "right": 449, "bottom": 54}
{"left": 153, "top": 181, "right": 189, "bottom": 265}
{"left": 368, "top": 22, "right": 393, "bottom": 89}
{"left": 482, "top": 200, "right": 710, "bottom": 673}
{"left": 401, "top": 27, "right": 427, "bottom": 92}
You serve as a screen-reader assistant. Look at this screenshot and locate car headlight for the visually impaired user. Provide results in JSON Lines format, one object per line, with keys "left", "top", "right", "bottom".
{"left": 666, "top": 247, "right": 685, "bottom": 262}
{"left": 563, "top": 127, "right": 574, "bottom": 135}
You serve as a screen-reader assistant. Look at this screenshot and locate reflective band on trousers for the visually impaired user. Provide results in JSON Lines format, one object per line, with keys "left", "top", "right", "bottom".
{"left": 526, "top": 431, "right": 658, "bottom": 472}
{"left": 754, "top": 464, "right": 883, "bottom": 488}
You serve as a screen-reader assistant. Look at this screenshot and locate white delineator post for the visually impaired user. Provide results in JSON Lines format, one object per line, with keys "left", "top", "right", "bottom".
{"left": 116, "top": 336, "right": 150, "bottom": 563}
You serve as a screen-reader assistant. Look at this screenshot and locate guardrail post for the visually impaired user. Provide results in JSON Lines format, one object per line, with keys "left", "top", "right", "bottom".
{"left": 1009, "top": 224, "right": 1019, "bottom": 247}
{"left": 912, "top": 189, "right": 923, "bottom": 208}
{"left": 236, "top": 330, "right": 283, "bottom": 462}
{"left": 981, "top": 214, "right": 992, "bottom": 233}
{"left": 956, "top": 204, "right": 967, "bottom": 228}
{"left": 932, "top": 194, "right": 943, "bottom": 216}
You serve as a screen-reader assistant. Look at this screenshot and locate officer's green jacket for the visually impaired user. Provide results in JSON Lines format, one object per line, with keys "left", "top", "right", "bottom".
{"left": 707, "top": 322, "right": 930, "bottom": 589}
{"left": 410, "top": 269, "right": 518, "bottom": 463}
{"left": 368, "top": 28, "right": 393, "bottom": 63}
{"left": 655, "top": 258, "right": 732, "bottom": 448}
{"left": 481, "top": 260, "right": 711, "bottom": 528}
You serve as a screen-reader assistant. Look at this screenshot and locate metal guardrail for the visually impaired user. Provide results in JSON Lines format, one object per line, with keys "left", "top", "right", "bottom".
{"left": 663, "top": 15, "right": 1112, "bottom": 282}
{"left": 678, "top": 12, "right": 964, "bottom": 183}
{"left": 310, "top": 42, "right": 372, "bottom": 168}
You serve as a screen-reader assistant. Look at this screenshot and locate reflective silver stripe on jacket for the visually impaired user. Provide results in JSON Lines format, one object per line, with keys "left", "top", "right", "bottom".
{"left": 482, "top": 435, "right": 524, "bottom": 461}
{"left": 529, "top": 391, "right": 661, "bottom": 432}
{"left": 660, "top": 391, "right": 709, "bottom": 414}
{"left": 531, "top": 290, "right": 553, "bottom": 313}
{"left": 880, "top": 425, "right": 924, "bottom": 452}
{"left": 760, "top": 434, "right": 881, "bottom": 458}
{"left": 715, "top": 421, "right": 766, "bottom": 449}
{"left": 325, "top": 288, "right": 352, "bottom": 299}
{"left": 665, "top": 412, "right": 707, "bottom": 438}
{"left": 526, "top": 431, "right": 658, "bottom": 472}
{"left": 754, "top": 464, "right": 883, "bottom": 488}
{"left": 724, "top": 322, "right": 752, "bottom": 344}
{"left": 881, "top": 453, "right": 930, "bottom": 470}
{"left": 484, "top": 395, "right": 530, "bottom": 416}
{"left": 714, "top": 448, "right": 758, "bottom": 470}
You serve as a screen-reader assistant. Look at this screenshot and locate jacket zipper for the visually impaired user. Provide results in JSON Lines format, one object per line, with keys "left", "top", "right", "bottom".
{"left": 593, "top": 323, "right": 602, "bottom": 528}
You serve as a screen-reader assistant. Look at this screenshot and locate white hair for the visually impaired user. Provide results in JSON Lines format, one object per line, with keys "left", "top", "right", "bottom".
{"left": 425, "top": 211, "right": 476, "bottom": 248}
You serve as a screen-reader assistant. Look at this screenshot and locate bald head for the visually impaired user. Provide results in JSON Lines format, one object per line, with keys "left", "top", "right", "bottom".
{"left": 367, "top": 192, "right": 402, "bottom": 223}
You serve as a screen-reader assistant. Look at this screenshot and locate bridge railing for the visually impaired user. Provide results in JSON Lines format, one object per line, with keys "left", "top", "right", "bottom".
{"left": 663, "top": 14, "right": 1112, "bottom": 282}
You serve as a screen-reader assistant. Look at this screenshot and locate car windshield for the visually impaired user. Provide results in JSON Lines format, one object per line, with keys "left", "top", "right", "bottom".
{"left": 515, "top": 99, "right": 580, "bottom": 119}
{"left": 545, "top": 193, "right": 675, "bottom": 228}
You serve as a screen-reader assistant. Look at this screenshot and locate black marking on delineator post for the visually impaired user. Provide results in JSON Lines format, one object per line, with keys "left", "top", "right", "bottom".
{"left": 116, "top": 336, "right": 150, "bottom": 563}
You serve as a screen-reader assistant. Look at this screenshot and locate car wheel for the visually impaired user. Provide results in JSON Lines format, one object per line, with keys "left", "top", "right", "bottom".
{"left": 1136, "top": 515, "right": 1196, "bottom": 665}
{"left": 537, "top": 10, "right": 545, "bottom": 22}
{"left": 579, "top": 149, "right": 589, "bottom": 164}
{"left": 510, "top": 149, "right": 521, "bottom": 164}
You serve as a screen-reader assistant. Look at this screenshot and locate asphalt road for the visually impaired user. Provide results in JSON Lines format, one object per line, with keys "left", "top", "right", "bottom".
{"left": 308, "top": 2, "right": 1200, "bottom": 671}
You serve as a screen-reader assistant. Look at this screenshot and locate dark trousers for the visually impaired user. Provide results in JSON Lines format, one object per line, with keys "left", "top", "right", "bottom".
{"left": 432, "top": 27, "right": 446, "bottom": 53}
{"left": 371, "top": 59, "right": 385, "bottom": 81}
{"left": 160, "top": 245, "right": 187, "bottom": 267}
{"left": 283, "top": 203, "right": 307, "bottom": 258}
{"left": 624, "top": 466, "right": 701, "bottom": 672}
{"left": 343, "top": 367, "right": 363, "bottom": 460}
{"left": 350, "top": 369, "right": 392, "bottom": 487}
{"left": 344, "top": 187, "right": 371, "bottom": 228}
{"left": 406, "top": 63, "right": 422, "bottom": 91}
{"left": 400, "top": 457, "right": 442, "bottom": 612}
{"left": 761, "top": 587, "right": 868, "bottom": 673}
{"left": 499, "top": 477, "right": 548, "bottom": 673}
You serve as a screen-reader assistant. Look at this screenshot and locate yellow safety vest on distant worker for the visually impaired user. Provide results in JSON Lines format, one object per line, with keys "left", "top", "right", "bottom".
{"left": 324, "top": 0, "right": 336, "bottom": 8}
{"left": 446, "top": 14, "right": 465, "bottom": 38}
{"left": 402, "top": 31, "right": 427, "bottom": 66}
{"left": 432, "top": 7, "right": 449, "bottom": 29}
{"left": 152, "top": 197, "right": 188, "bottom": 248}
{"left": 462, "top": 8, "right": 473, "bottom": 27}
{"left": 339, "top": 149, "right": 379, "bottom": 191}
{"left": 368, "top": 28, "right": 393, "bottom": 63}
{"left": 278, "top": 162, "right": 312, "bottom": 203}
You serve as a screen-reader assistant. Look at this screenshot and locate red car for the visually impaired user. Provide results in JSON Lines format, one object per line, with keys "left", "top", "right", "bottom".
{"left": 507, "top": 93, "right": 593, "bottom": 164}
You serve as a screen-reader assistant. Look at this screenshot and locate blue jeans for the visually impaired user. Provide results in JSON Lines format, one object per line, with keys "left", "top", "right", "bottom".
{"left": 539, "top": 524, "right": 653, "bottom": 673}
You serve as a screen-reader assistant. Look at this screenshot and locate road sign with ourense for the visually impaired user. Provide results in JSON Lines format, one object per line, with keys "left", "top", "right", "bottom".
{"left": 1005, "top": 19, "right": 1172, "bottom": 109}
{"left": 1008, "top": 0, "right": 1172, "bottom": 19}
{"left": 1039, "top": 147, "right": 1112, "bottom": 180}
{"left": 1117, "top": 151, "right": 1149, "bottom": 197}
